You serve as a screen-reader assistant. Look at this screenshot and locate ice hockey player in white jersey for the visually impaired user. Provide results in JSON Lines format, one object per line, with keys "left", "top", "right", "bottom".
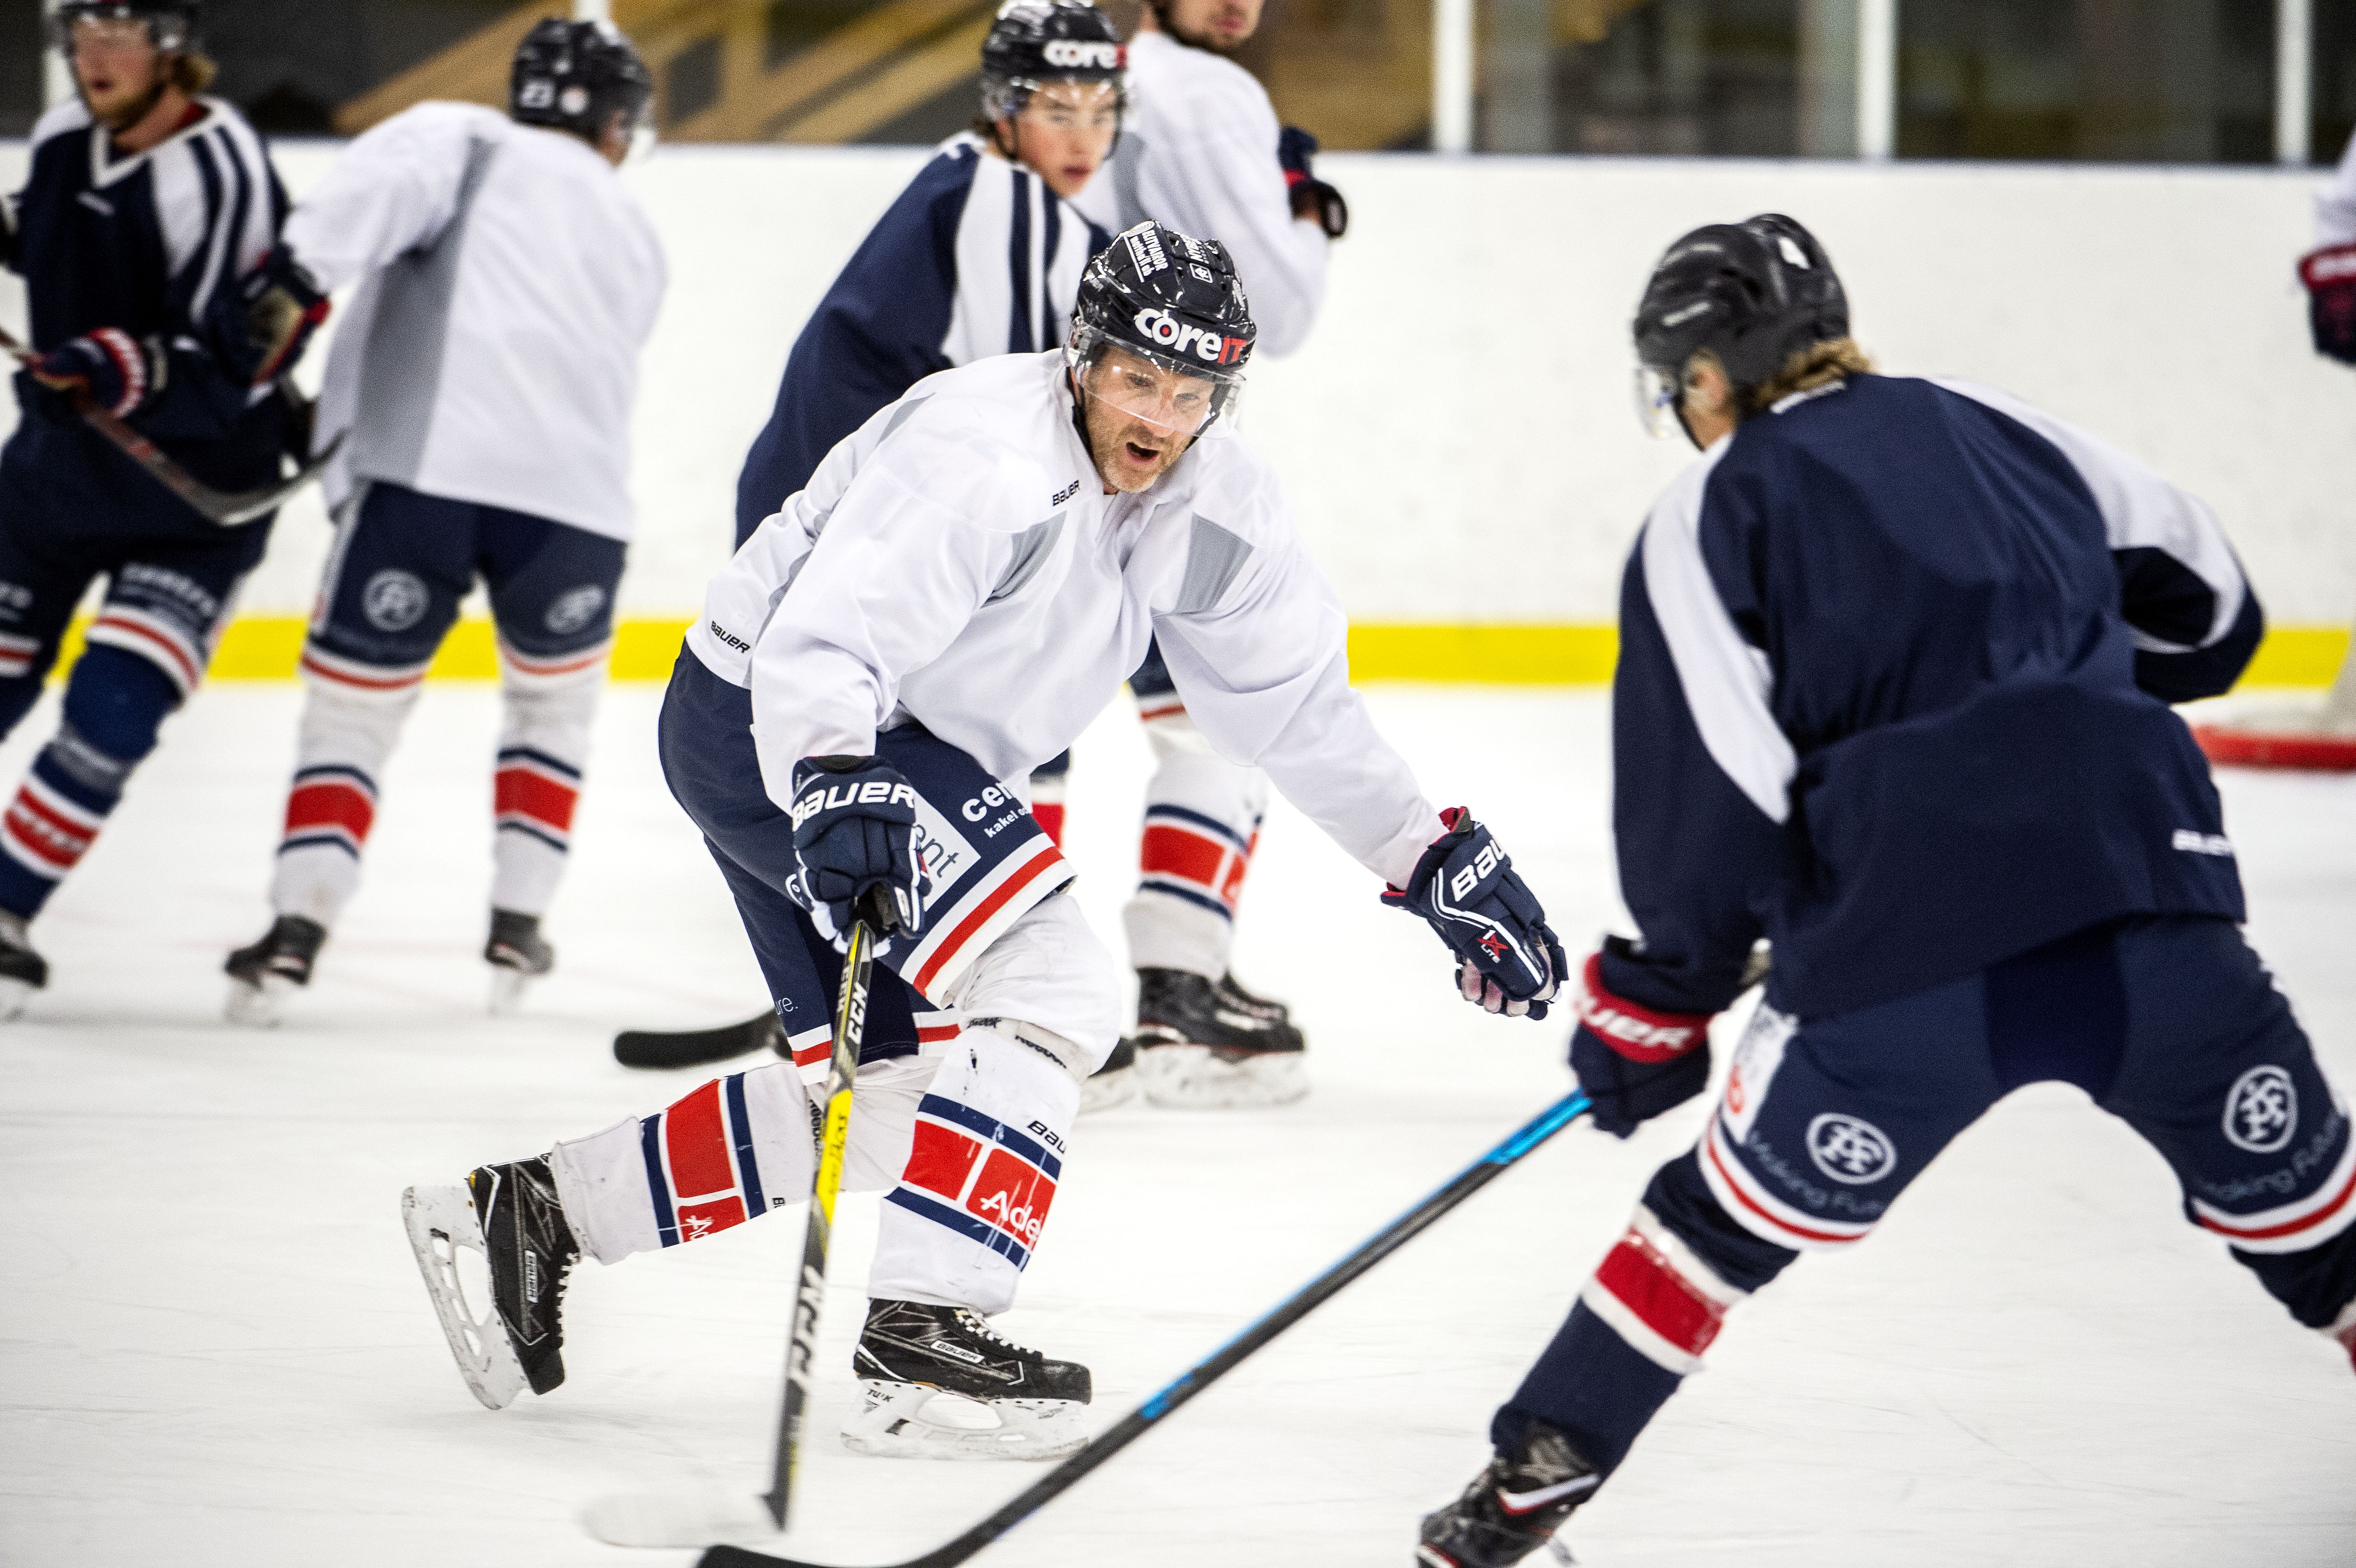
{"left": 403, "top": 225, "right": 1566, "bottom": 1462}
{"left": 1051, "top": 0, "right": 1355, "bottom": 1108}
{"left": 220, "top": 20, "right": 665, "bottom": 1022}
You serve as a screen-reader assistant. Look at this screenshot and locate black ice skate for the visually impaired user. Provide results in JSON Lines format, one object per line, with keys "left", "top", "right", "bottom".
{"left": 1128, "top": 965, "right": 1309, "bottom": 1108}
{"left": 1418, "top": 1419, "right": 1599, "bottom": 1568}
{"left": 401, "top": 1154, "right": 579, "bottom": 1410}
{"left": 222, "top": 915, "right": 327, "bottom": 1027}
{"left": 1078, "top": 1034, "right": 1139, "bottom": 1113}
{"left": 485, "top": 908, "right": 554, "bottom": 1015}
{"left": 0, "top": 911, "right": 47, "bottom": 1021}
{"left": 842, "top": 1298, "right": 1092, "bottom": 1461}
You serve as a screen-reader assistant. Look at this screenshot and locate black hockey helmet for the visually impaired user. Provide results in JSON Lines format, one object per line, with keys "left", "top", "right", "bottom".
{"left": 49, "top": 0, "right": 201, "bottom": 53}
{"left": 511, "top": 18, "right": 654, "bottom": 147}
{"left": 981, "top": 0, "right": 1126, "bottom": 122}
{"left": 1068, "top": 222, "right": 1255, "bottom": 435}
{"left": 1632, "top": 213, "right": 1848, "bottom": 434}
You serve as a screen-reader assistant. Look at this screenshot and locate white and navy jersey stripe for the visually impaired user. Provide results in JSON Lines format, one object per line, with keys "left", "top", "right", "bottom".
{"left": 732, "top": 135, "right": 1111, "bottom": 544}
{"left": 10, "top": 97, "right": 285, "bottom": 437}
{"left": 1609, "top": 373, "right": 2255, "bottom": 1023}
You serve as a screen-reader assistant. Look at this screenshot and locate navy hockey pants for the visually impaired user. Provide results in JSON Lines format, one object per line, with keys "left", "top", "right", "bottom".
{"left": 656, "top": 649, "right": 1074, "bottom": 1077}
{"left": 1502, "top": 914, "right": 2356, "bottom": 1477}
{"left": 0, "top": 411, "right": 274, "bottom": 917}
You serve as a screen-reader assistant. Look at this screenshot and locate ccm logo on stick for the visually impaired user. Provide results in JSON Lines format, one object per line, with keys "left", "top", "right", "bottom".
{"left": 1132, "top": 308, "right": 1248, "bottom": 366}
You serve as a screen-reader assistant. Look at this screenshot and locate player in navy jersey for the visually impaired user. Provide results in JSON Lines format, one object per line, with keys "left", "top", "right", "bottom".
{"left": 1418, "top": 215, "right": 2356, "bottom": 1568}
{"left": 0, "top": 0, "right": 294, "bottom": 1015}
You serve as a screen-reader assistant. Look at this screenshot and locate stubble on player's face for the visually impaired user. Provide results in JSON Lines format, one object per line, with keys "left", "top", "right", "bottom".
{"left": 1008, "top": 82, "right": 1121, "bottom": 200}
{"left": 70, "top": 19, "right": 167, "bottom": 129}
{"left": 1161, "top": 0, "right": 1264, "bottom": 52}
{"left": 1075, "top": 349, "right": 1212, "bottom": 493}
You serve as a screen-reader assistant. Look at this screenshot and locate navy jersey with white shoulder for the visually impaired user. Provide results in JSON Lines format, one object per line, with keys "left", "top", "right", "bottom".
{"left": 1610, "top": 373, "right": 2262, "bottom": 1022}
{"left": 5, "top": 96, "right": 285, "bottom": 450}
{"left": 733, "top": 134, "right": 1110, "bottom": 544}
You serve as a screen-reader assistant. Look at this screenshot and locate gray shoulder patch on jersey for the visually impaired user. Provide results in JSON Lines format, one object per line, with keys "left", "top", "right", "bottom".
{"left": 1175, "top": 514, "right": 1251, "bottom": 615}
{"left": 350, "top": 134, "right": 500, "bottom": 487}
{"left": 987, "top": 515, "right": 1065, "bottom": 604}
{"left": 878, "top": 395, "right": 931, "bottom": 446}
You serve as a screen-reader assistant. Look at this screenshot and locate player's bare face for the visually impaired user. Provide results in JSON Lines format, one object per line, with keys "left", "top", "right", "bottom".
{"left": 1077, "top": 346, "right": 1215, "bottom": 493}
{"left": 1159, "top": 0, "right": 1264, "bottom": 51}
{"left": 1009, "top": 83, "right": 1121, "bottom": 200}
{"left": 70, "top": 18, "right": 168, "bottom": 129}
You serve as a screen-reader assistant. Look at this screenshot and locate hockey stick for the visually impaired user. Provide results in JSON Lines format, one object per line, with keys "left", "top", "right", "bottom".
{"left": 0, "top": 324, "right": 340, "bottom": 526}
{"left": 614, "top": 1008, "right": 783, "bottom": 1069}
{"left": 774, "top": 889, "right": 899, "bottom": 1530}
{"left": 596, "top": 1088, "right": 1591, "bottom": 1565}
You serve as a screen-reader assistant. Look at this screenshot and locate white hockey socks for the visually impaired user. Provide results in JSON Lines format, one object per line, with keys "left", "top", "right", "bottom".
{"left": 270, "top": 666, "right": 423, "bottom": 928}
{"left": 490, "top": 645, "right": 604, "bottom": 916}
{"left": 1123, "top": 706, "right": 1271, "bottom": 978}
{"left": 872, "top": 1026, "right": 1081, "bottom": 1317}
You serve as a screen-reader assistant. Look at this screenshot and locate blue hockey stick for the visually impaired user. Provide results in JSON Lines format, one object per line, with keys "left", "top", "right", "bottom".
{"left": 700, "top": 1089, "right": 1593, "bottom": 1568}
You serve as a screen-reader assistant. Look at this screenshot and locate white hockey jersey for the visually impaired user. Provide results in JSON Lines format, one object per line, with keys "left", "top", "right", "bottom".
{"left": 688, "top": 350, "right": 1437, "bottom": 886}
{"left": 1073, "top": 29, "right": 1329, "bottom": 356}
{"left": 287, "top": 102, "right": 667, "bottom": 541}
{"left": 2317, "top": 127, "right": 2356, "bottom": 249}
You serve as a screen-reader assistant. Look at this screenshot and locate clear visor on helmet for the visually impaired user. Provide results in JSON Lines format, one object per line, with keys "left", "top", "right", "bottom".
{"left": 52, "top": 5, "right": 188, "bottom": 52}
{"left": 1069, "top": 326, "right": 1243, "bottom": 438}
{"left": 983, "top": 74, "right": 1127, "bottom": 128}
{"left": 1635, "top": 362, "right": 1685, "bottom": 439}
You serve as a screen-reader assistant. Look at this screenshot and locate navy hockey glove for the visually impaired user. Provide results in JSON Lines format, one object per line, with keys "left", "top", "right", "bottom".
{"left": 214, "top": 245, "right": 331, "bottom": 388}
{"left": 2301, "top": 243, "right": 2356, "bottom": 367}
{"left": 1277, "top": 125, "right": 1348, "bottom": 239}
{"left": 31, "top": 328, "right": 166, "bottom": 418}
{"left": 1567, "top": 943, "right": 1715, "bottom": 1138}
{"left": 1382, "top": 808, "right": 1564, "bottom": 1018}
{"left": 789, "top": 755, "right": 923, "bottom": 950}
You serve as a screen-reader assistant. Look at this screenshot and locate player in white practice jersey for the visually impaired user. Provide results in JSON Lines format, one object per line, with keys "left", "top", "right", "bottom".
{"left": 221, "top": 20, "right": 666, "bottom": 1022}
{"left": 402, "top": 224, "right": 1567, "bottom": 1461}
{"left": 1047, "top": 0, "right": 1354, "bottom": 1108}
{"left": 2297, "top": 127, "right": 2356, "bottom": 725}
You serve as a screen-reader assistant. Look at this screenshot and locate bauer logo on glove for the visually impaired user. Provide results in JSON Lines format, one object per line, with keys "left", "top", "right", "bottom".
{"left": 788, "top": 754, "right": 923, "bottom": 947}
{"left": 1382, "top": 807, "right": 1566, "bottom": 1019}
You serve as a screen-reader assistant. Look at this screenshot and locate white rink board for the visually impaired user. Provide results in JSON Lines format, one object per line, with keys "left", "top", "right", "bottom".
{"left": 0, "top": 683, "right": 2350, "bottom": 1566}
{"left": 1, "top": 141, "right": 2352, "bottom": 628}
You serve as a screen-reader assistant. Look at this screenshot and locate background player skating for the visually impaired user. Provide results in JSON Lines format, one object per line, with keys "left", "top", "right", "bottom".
{"left": 2296, "top": 127, "right": 2356, "bottom": 728}
{"left": 1042, "top": 0, "right": 1354, "bottom": 1107}
{"left": 221, "top": 19, "right": 664, "bottom": 1023}
{"left": 405, "top": 226, "right": 1564, "bottom": 1462}
{"left": 1418, "top": 215, "right": 2356, "bottom": 1568}
{"left": 0, "top": 0, "right": 294, "bottom": 1016}
{"left": 612, "top": 0, "right": 1120, "bottom": 1074}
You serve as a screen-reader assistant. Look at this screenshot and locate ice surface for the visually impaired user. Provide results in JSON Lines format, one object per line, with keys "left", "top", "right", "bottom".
{"left": 0, "top": 684, "right": 2350, "bottom": 1567}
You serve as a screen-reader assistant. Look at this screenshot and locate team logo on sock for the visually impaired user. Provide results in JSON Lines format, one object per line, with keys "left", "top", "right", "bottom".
{"left": 2223, "top": 1065, "right": 2298, "bottom": 1154}
{"left": 1806, "top": 1113, "right": 1896, "bottom": 1185}
{"left": 362, "top": 569, "right": 430, "bottom": 632}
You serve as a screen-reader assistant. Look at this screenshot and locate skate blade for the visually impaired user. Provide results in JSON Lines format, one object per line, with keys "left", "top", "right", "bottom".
{"left": 400, "top": 1183, "right": 528, "bottom": 1410}
{"left": 223, "top": 974, "right": 293, "bottom": 1028}
{"left": 487, "top": 967, "right": 537, "bottom": 1017}
{"left": 0, "top": 976, "right": 33, "bottom": 1023}
{"left": 1135, "top": 1044, "right": 1309, "bottom": 1109}
{"left": 1077, "top": 1064, "right": 1139, "bottom": 1115}
{"left": 581, "top": 1490, "right": 781, "bottom": 1548}
{"left": 841, "top": 1383, "right": 1088, "bottom": 1461}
